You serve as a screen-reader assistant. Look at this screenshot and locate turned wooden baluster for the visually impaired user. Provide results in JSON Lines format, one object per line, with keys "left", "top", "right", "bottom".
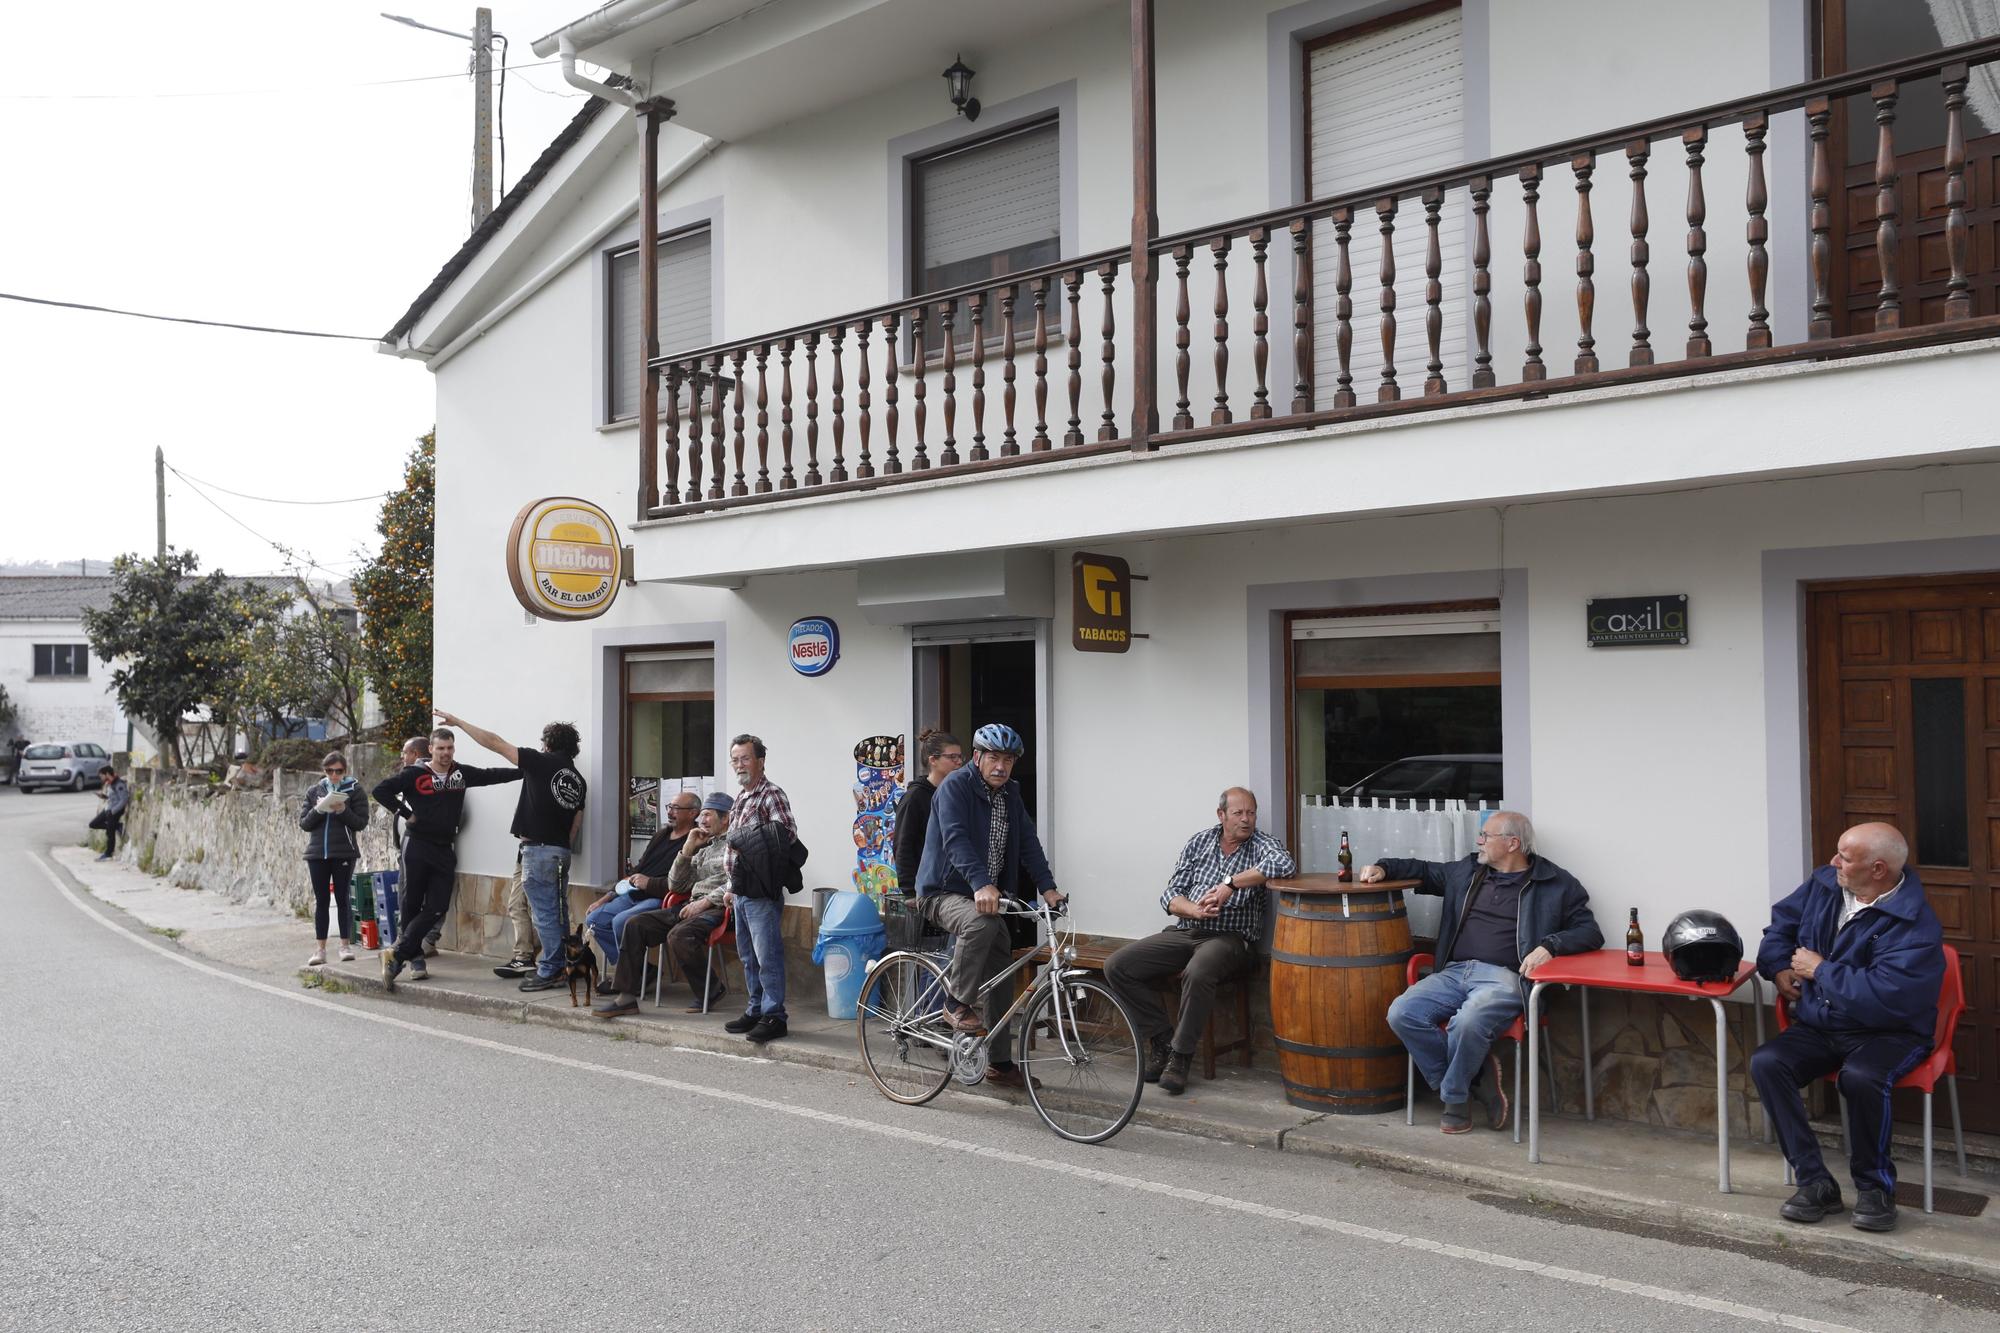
{"left": 1872, "top": 80, "right": 1902, "bottom": 331}
{"left": 1031, "top": 278, "right": 1052, "bottom": 451}
{"left": 1171, "top": 245, "right": 1194, "bottom": 429}
{"left": 1806, "top": 97, "right": 1834, "bottom": 340}
{"left": 1098, "top": 262, "right": 1119, "bottom": 440}
{"left": 753, "top": 343, "right": 771, "bottom": 494}
{"left": 730, "top": 348, "right": 748, "bottom": 496}
{"left": 1422, "top": 187, "right": 1444, "bottom": 395}
{"left": 1000, "top": 287, "right": 1019, "bottom": 456}
{"left": 1943, "top": 63, "right": 1972, "bottom": 321}
{"left": 1573, "top": 153, "right": 1598, "bottom": 375}
{"left": 1470, "top": 179, "right": 1494, "bottom": 388}
{"left": 1684, "top": 127, "right": 1711, "bottom": 359}
{"left": 1742, "top": 114, "right": 1771, "bottom": 350}
{"left": 854, "top": 319, "right": 874, "bottom": 479}
{"left": 706, "top": 353, "right": 726, "bottom": 500}
{"left": 1626, "top": 141, "right": 1653, "bottom": 367}
{"left": 800, "top": 332, "right": 824, "bottom": 488}
{"left": 1290, "top": 218, "right": 1312, "bottom": 414}
{"left": 778, "top": 339, "right": 796, "bottom": 490}
{"left": 1521, "top": 165, "right": 1545, "bottom": 382}
{"left": 969, "top": 292, "right": 988, "bottom": 461}
{"left": 663, "top": 363, "right": 682, "bottom": 505}
{"left": 939, "top": 298, "right": 960, "bottom": 467}
{"left": 1210, "top": 237, "right": 1231, "bottom": 424}
{"left": 684, "top": 361, "right": 704, "bottom": 502}
{"left": 828, "top": 325, "right": 848, "bottom": 483}
{"left": 881, "top": 313, "right": 901, "bottom": 474}
{"left": 910, "top": 309, "right": 929, "bottom": 469}
{"left": 1250, "top": 226, "right": 1273, "bottom": 418}
{"left": 1376, "top": 198, "right": 1399, "bottom": 402}
{"left": 1333, "top": 207, "right": 1356, "bottom": 407}
{"left": 1064, "top": 271, "right": 1085, "bottom": 447}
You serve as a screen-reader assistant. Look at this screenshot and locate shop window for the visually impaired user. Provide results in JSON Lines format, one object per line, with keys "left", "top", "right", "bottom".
{"left": 607, "top": 227, "right": 713, "bottom": 423}
{"left": 623, "top": 648, "right": 716, "bottom": 866}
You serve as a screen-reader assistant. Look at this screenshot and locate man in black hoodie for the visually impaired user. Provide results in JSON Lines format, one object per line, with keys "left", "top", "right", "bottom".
{"left": 371, "top": 726, "right": 519, "bottom": 990}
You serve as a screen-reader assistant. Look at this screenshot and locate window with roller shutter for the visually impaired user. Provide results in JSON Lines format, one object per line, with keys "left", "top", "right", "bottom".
{"left": 911, "top": 118, "right": 1061, "bottom": 352}
{"left": 606, "top": 227, "right": 713, "bottom": 422}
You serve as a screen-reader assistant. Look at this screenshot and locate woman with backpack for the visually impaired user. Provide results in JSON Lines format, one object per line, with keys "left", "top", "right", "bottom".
{"left": 299, "top": 750, "right": 370, "bottom": 967}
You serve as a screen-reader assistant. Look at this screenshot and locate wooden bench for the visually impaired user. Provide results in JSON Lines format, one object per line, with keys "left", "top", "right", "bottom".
{"left": 1025, "top": 939, "right": 1254, "bottom": 1080}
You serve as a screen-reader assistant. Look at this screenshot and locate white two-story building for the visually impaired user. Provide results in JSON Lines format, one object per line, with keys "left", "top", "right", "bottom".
{"left": 383, "top": 0, "right": 2000, "bottom": 1135}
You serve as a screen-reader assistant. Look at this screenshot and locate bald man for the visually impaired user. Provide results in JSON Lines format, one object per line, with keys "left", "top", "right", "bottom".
{"left": 1751, "top": 822, "right": 1944, "bottom": 1235}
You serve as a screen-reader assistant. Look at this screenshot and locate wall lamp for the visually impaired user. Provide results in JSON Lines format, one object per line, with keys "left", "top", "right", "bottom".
{"left": 942, "top": 55, "right": 980, "bottom": 122}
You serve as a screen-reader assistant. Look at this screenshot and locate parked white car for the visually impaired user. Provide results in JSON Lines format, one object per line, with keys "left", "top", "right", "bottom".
{"left": 16, "top": 742, "right": 112, "bottom": 793}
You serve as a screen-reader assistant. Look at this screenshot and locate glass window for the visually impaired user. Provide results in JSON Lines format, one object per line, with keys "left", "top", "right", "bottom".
{"left": 623, "top": 650, "right": 716, "bottom": 865}
{"left": 1911, "top": 676, "right": 1969, "bottom": 867}
{"left": 33, "top": 644, "right": 88, "bottom": 678}
{"left": 1834, "top": 1, "right": 2000, "bottom": 160}
{"left": 607, "top": 227, "right": 713, "bottom": 422}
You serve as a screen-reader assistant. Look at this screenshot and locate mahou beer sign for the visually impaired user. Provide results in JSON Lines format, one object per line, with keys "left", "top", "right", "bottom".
{"left": 507, "top": 497, "right": 623, "bottom": 621}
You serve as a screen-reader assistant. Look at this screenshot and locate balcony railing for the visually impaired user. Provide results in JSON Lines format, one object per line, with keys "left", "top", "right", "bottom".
{"left": 643, "top": 35, "right": 2000, "bottom": 518}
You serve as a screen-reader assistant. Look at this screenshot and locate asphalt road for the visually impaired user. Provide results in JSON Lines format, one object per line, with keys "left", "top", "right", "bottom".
{"left": 2, "top": 785, "right": 1994, "bottom": 1333}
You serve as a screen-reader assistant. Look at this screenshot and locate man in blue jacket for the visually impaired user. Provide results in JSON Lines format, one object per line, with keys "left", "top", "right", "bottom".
{"left": 1361, "top": 812, "right": 1602, "bottom": 1135}
{"left": 916, "top": 722, "right": 1063, "bottom": 1091}
{"left": 1751, "top": 822, "right": 1943, "bottom": 1235}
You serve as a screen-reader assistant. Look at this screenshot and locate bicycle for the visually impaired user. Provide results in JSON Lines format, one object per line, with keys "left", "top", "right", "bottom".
{"left": 854, "top": 894, "right": 1144, "bottom": 1144}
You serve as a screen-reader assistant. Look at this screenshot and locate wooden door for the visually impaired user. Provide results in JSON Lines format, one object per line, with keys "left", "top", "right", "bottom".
{"left": 1808, "top": 576, "right": 2000, "bottom": 1133}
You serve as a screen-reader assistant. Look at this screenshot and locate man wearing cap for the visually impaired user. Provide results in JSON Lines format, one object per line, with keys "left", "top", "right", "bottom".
{"left": 916, "top": 722, "right": 1063, "bottom": 1091}
{"left": 572, "top": 789, "right": 700, "bottom": 984}
{"left": 593, "top": 792, "right": 734, "bottom": 1018}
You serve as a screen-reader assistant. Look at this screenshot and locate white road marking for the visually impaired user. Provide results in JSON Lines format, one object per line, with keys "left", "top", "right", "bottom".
{"left": 35, "top": 852, "right": 1866, "bottom": 1333}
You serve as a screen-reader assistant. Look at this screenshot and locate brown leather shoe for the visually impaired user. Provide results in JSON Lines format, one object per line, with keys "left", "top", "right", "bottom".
{"left": 945, "top": 1003, "right": 986, "bottom": 1034}
{"left": 986, "top": 1063, "right": 1039, "bottom": 1091}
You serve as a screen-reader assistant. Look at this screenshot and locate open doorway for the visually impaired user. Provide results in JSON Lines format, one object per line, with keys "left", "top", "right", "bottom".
{"left": 912, "top": 622, "right": 1042, "bottom": 823}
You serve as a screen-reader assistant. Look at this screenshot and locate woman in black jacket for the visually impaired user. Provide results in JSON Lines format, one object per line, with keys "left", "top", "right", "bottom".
{"left": 892, "top": 730, "right": 963, "bottom": 892}
{"left": 300, "top": 751, "right": 370, "bottom": 967}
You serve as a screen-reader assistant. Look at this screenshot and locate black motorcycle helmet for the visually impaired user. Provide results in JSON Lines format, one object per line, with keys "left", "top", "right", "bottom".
{"left": 1662, "top": 910, "right": 1745, "bottom": 983}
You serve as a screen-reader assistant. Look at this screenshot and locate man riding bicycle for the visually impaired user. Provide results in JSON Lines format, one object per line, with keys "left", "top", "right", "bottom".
{"left": 915, "top": 722, "right": 1063, "bottom": 1091}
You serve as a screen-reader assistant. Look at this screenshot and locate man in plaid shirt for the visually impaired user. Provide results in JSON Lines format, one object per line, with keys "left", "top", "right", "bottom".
{"left": 720, "top": 734, "right": 798, "bottom": 1042}
{"left": 1104, "top": 788, "right": 1294, "bottom": 1095}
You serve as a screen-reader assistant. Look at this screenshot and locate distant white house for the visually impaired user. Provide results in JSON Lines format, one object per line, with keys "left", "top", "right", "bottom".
{"left": 0, "top": 577, "right": 129, "bottom": 758}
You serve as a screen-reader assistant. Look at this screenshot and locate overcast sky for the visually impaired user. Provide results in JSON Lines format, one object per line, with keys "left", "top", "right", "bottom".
{"left": 2, "top": 1, "right": 593, "bottom": 581}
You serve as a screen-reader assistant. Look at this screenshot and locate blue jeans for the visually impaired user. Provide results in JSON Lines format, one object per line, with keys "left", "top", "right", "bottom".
{"left": 587, "top": 885, "right": 661, "bottom": 967}
{"left": 521, "top": 846, "right": 571, "bottom": 980}
{"left": 1387, "top": 960, "right": 1523, "bottom": 1105}
{"left": 734, "top": 896, "right": 786, "bottom": 1019}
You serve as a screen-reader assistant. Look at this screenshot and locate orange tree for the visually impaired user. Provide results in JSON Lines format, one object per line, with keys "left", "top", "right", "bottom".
{"left": 353, "top": 432, "right": 434, "bottom": 742}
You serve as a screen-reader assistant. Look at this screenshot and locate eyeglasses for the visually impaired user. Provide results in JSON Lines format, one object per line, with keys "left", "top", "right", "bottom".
{"left": 1475, "top": 830, "right": 1517, "bottom": 842}
{"left": 324, "top": 768, "right": 346, "bottom": 776}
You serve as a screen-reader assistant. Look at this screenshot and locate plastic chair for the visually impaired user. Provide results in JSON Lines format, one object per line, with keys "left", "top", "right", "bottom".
{"left": 1774, "top": 944, "right": 1966, "bottom": 1214}
{"left": 1402, "top": 952, "right": 1554, "bottom": 1145}
{"left": 654, "top": 904, "right": 738, "bottom": 1013}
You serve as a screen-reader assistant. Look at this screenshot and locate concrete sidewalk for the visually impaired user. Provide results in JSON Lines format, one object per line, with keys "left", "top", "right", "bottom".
{"left": 51, "top": 845, "right": 2000, "bottom": 1285}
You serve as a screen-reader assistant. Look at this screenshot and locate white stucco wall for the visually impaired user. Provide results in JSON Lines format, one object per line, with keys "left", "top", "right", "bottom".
{"left": 0, "top": 621, "right": 126, "bottom": 754}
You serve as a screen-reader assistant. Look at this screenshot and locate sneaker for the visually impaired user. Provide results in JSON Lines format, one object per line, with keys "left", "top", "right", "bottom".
{"left": 520, "top": 971, "right": 568, "bottom": 992}
{"left": 94, "top": 853, "right": 112, "bottom": 862}
{"left": 746, "top": 1015, "right": 789, "bottom": 1044}
{"left": 1851, "top": 1187, "right": 1896, "bottom": 1233}
{"left": 382, "top": 953, "right": 404, "bottom": 993}
{"left": 593, "top": 996, "right": 640, "bottom": 1019}
{"left": 1779, "top": 1175, "right": 1845, "bottom": 1224}
{"left": 492, "top": 958, "right": 532, "bottom": 979}
{"left": 1440, "top": 1103, "right": 1473, "bottom": 1134}
{"left": 1471, "top": 1053, "right": 1509, "bottom": 1131}
{"left": 1142, "top": 1032, "right": 1173, "bottom": 1084}
{"left": 723, "top": 1012, "right": 760, "bottom": 1034}
{"left": 338, "top": 944, "right": 355, "bottom": 962}
{"left": 407, "top": 960, "right": 430, "bottom": 982}
{"left": 306, "top": 949, "right": 326, "bottom": 968}
{"left": 1159, "top": 1050, "right": 1192, "bottom": 1096}
{"left": 422, "top": 941, "right": 440, "bottom": 958}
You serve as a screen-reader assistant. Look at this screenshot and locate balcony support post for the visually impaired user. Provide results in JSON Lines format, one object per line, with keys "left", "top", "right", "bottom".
{"left": 635, "top": 97, "right": 676, "bottom": 518}
{"left": 1127, "top": 0, "right": 1159, "bottom": 451}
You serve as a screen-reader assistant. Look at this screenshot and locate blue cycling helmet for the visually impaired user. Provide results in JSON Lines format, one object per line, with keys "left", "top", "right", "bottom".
{"left": 972, "top": 722, "right": 1025, "bottom": 756}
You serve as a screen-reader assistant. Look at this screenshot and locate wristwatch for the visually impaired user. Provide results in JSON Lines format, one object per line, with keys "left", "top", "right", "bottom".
{"left": 1225, "top": 873, "right": 1238, "bottom": 891}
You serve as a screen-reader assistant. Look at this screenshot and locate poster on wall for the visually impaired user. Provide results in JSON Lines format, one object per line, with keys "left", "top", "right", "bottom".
{"left": 628, "top": 777, "right": 660, "bottom": 839}
{"left": 851, "top": 735, "right": 905, "bottom": 901}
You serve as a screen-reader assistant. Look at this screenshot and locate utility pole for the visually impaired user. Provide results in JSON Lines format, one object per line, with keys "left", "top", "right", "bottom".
{"left": 155, "top": 446, "right": 166, "bottom": 557}
{"left": 472, "top": 7, "right": 494, "bottom": 229}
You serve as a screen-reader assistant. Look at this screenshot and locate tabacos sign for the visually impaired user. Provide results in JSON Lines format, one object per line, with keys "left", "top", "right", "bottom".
{"left": 1072, "top": 552, "right": 1132, "bottom": 653}
{"left": 506, "top": 497, "right": 623, "bottom": 621}
{"left": 1587, "top": 594, "right": 1689, "bottom": 647}
{"left": 789, "top": 617, "right": 840, "bottom": 676}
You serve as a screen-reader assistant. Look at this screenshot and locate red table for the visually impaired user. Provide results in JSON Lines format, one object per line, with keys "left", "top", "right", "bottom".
{"left": 1526, "top": 950, "right": 1763, "bottom": 1193}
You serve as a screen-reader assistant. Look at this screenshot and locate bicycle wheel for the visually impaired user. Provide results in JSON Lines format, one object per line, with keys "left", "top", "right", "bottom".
{"left": 855, "top": 951, "right": 955, "bottom": 1105}
{"left": 1018, "top": 976, "right": 1144, "bottom": 1143}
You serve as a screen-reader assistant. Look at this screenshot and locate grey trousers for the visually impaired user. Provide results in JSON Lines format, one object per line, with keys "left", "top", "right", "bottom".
{"left": 920, "top": 892, "right": 1019, "bottom": 1053}
{"left": 1103, "top": 928, "right": 1253, "bottom": 1055}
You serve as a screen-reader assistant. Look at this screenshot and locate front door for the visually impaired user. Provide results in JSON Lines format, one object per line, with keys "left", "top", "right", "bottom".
{"left": 1808, "top": 574, "right": 1999, "bottom": 1133}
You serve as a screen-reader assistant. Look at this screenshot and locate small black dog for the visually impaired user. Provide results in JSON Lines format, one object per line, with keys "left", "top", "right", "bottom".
{"left": 563, "top": 929, "right": 600, "bottom": 1008}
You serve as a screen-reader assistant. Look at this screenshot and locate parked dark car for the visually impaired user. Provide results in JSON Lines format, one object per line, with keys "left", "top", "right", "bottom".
{"left": 1339, "top": 753, "right": 1502, "bottom": 804}
{"left": 16, "top": 742, "right": 112, "bottom": 793}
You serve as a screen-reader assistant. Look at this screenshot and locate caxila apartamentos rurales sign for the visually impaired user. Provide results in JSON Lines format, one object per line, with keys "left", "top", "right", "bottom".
{"left": 1587, "top": 594, "right": 1689, "bottom": 647}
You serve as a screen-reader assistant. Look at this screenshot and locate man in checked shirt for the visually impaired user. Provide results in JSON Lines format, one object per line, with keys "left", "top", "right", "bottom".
{"left": 1104, "top": 788, "right": 1295, "bottom": 1095}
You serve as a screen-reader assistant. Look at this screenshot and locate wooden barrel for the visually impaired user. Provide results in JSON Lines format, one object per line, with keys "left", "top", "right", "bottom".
{"left": 1268, "top": 876, "right": 1415, "bottom": 1114}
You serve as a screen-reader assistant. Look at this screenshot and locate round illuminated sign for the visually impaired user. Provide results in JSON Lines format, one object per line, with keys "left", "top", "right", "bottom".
{"left": 506, "top": 497, "right": 623, "bottom": 621}
{"left": 788, "top": 617, "right": 840, "bottom": 677}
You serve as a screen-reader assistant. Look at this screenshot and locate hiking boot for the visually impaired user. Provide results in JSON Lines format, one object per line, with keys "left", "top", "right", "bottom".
{"left": 382, "top": 953, "right": 404, "bottom": 993}
{"left": 1851, "top": 1188, "right": 1897, "bottom": 1233}
{"left": 746, "top": 1016, "right": 789, "bottom": 1044}
{"left": 492, "top": 958, "right": 531, "bottom": 979}
{"left": 1440, "top": 1102, "right": 1473, "bottom": 1134}
{"left": 1142, "top": 1032, "right": 1173, "bottom": 1084}
{"left": 407, "top": 959, "right": 430, "bottom": 982}
{"left": 520, "top": 971, "right": 568, "bottom": 992}
{"left": 1159, "top": 1051, "right": 1193, "bottom": 1096}
{"left": 1471, "top": 1052, "right": 1509, "bottom": 1131}
{"left": 1779, "top": 1175, "right": 1844, "bottom": 1224}
{"left": 723, "top": 1012, "right": 761, "bottom": 1034}
{"left": 593, "top": 996, "right": 640, "bottom": 1019}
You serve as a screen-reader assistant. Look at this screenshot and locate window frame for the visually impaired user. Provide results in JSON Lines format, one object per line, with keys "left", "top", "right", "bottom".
{"left": 33, "top": 643, "right": 90, "bottom": 680}
{"left": 603, "top": 221, "right": 717, "bottom": 426}
{"left": 907, "top": 113, "right": 1064, "bottom": 310}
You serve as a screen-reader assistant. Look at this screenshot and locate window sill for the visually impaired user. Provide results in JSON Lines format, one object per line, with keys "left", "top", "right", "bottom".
{"left": 29, "top": 675, "right": 91, "bottom": 683}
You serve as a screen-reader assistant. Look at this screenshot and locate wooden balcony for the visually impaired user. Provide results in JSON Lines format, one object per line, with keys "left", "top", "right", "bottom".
{"left": 639, "top": 35, "right": 2000, "bottom": 520}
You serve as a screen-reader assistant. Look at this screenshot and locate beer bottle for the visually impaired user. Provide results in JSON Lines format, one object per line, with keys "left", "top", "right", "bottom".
{"left": 1337, "top": 830, "right": 1353, "bottom": 882}
{"left": 1626, "top": 907, "right": 1644, "bottom": 965}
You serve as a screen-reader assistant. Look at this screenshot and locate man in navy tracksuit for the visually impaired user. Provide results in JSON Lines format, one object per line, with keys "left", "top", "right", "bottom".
{"left": 1751, "top": 822, "right": 1943, "bottom": 1235}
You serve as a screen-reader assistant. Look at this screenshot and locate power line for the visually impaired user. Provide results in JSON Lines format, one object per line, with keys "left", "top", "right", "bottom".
{"left": 166, "top": 468, "right": 358, "bottom": 582}
{"left": 0, "top": 58, "right": 566, "bottom": 100}
{"left": 0, "top": 292, "right": 375, "bottom": 342}
{"left": 164, "top": 466, "right": 389, "bottom": 507}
